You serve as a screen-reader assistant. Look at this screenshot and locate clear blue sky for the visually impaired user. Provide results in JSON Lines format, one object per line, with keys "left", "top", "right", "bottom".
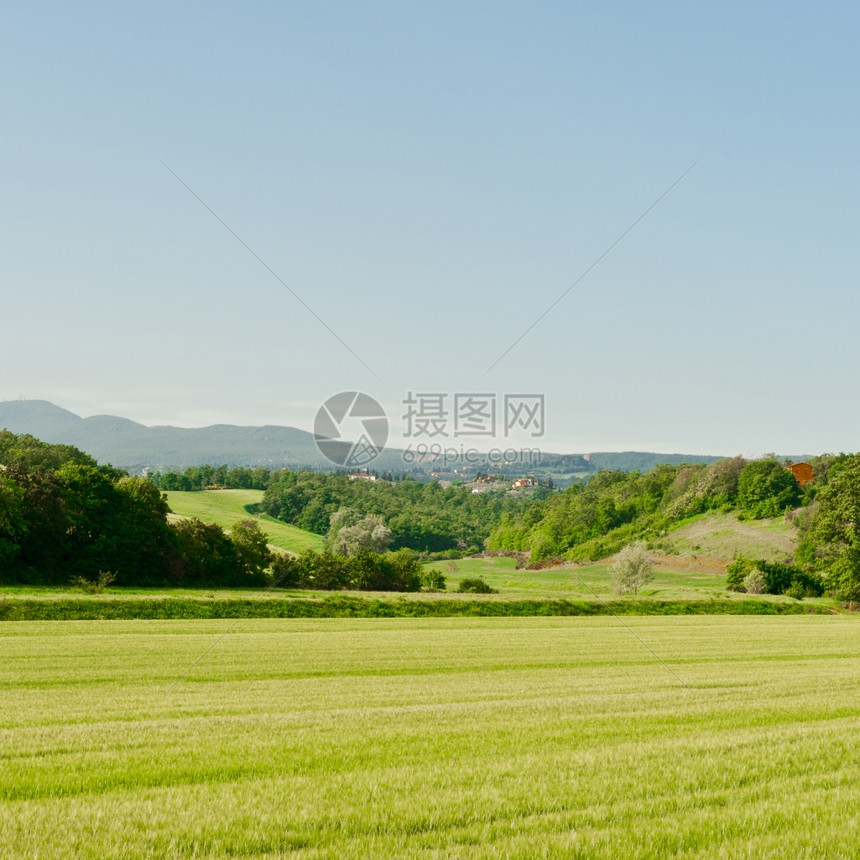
{"left": 2, "top": 1, "right": 859, "bottom": 455}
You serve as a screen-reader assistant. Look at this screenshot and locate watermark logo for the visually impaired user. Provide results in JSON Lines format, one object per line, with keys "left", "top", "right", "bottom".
{"left": 314, "top": 391, "right": 389, "bottom": 467}
{"left": 314, "top": 391, "right": 545, "bottom": 469}
{"left": 402, "top": 392, "right": 544, "bottom": 439}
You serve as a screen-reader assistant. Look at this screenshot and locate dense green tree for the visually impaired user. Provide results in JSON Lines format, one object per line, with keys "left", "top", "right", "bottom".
{"left": 796, "top": 454, "right": 860, "bottom": 600}
{"left": 0, "top": 431, "right": 96, "bottom": 471}
{"left": 0, "top": 472, "right": 25, "bottom": 567}
{"left": 230, "top": 519, "right": 272, "bottom": 582}
{"left": 151, "top": 465, "right": 271, "bottom": 491}
{"left": 168, "top": 518, "right": 241, "bottom": 585}
{"left": 736, "top": 459, "right": 800, "bottom": 519}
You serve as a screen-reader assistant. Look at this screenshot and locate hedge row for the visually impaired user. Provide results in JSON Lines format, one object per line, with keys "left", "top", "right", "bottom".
{"left": 0, "top": 596, "right": 829, "bottom": 621}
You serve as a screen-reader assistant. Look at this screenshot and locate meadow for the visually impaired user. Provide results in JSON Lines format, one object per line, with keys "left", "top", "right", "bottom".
{"left": 164, "top": 490, "right": 323, "bottom": 553}
{"left": 2, "top": 615, "right": 859, "bottom": 858}
{"left": 0, "top": 556, "right": 838, "bottom": 617}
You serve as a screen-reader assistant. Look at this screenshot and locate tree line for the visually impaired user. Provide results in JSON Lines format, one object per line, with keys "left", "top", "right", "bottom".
{"left": 0, "top": 432, "right": 271, "bottom": 586}
{"left": 260, "top": 470, "right": 529, "bottom": 553}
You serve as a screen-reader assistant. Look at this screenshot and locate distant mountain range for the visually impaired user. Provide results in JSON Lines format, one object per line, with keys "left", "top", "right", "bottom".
{"left": 0, "top": 400, "right": 327, "bottom": 471}
{"left": 0, "top": 399, "right": 722, "bottom": 476}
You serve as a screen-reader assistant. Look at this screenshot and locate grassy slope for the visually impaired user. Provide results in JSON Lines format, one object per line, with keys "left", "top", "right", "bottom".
{"left": 164, "top": 489, "right": 322, "bottom": 553}
{"left": 660, "top": 510, "right": 798, "bottom": 562}
{"left": 1, "top": 616, "right": 859, "bottom": 858}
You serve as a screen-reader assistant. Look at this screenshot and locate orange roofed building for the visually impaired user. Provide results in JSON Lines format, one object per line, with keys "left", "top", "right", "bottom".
{"left": 789, "top": 462, "right": 814, "bottom": 486}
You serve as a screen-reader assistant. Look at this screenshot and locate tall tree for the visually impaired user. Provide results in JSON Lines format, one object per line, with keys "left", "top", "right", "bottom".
{"left": 797, "top": 454, "right": 860, "bottom": 600}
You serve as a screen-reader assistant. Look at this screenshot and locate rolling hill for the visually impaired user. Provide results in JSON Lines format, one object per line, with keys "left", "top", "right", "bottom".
{"left": 164, "top": 489, "right": 323, "bottom": 554}
{"left": 0, "top": 400, "right": 328, "bottom": 471}
{"left": 0, "top": 399, "right": 722, "bottom": 476}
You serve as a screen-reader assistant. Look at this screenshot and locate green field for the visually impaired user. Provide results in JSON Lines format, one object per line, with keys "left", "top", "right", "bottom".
{"left": 0, "top": 556, "right": 838, "bottom": 613}
{"left": 1, "top": 616, "right": 859, "bottom": 858}
{"left": 165, "top": 489, "right": 323, "bottom": 553}
{"left": 426, "top": 556, "right": 836, "bottom": 607}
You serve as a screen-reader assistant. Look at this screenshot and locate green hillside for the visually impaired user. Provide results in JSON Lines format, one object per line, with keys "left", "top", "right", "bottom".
{"left": 660, "top": 510, "right": 798, "bottom": 561}
{"left": 165, "top": 490, "right": 323, "bottom": 554}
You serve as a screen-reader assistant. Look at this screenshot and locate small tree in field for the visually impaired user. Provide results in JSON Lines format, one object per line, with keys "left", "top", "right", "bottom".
{"left": 612, "top": 541, "right": 654, "bottom": 595}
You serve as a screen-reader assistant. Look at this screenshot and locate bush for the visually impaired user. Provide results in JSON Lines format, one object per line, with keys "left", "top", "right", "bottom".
{"left": 70, "top": 570, "right": 117, "bottom": 594}
{"left": 785, "top": 581, "right": 805, "bottom": 600}
{"left": 457, "top": 577, "right": 497, "bottom": 594}
{"left": 726, "top": 556, "right": 756, "bottom": 590}
{"left": 421, "top": 569, "right": 447, "bottom": 591}
{"left": 743, "top": 569, "right": 766, "bottom": 594}
{"left": 727, "top": 555, "right": 824, "bottom": 596}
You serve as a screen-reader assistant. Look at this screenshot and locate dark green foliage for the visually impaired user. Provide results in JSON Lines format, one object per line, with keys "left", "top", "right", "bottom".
{"left": 726, "top": 555, "right": 823, "bottom": 597}
{"left": 268, "top": 548, "right": 423, "bottom": 592}
{"left": 152, "top": 465, "right": 271, "bottom": 491}
{"left": 0, "top": 472, "right": 25, "bottom": 568}
{"left": 796, "top": 453, "right": 860, "bottom": 600}
{"left": 0, "top": 432, "right": 272, "bottom": 587}
{"left": 262, "top": 472, "right": 525, "bottom": 552}
{"left": 736, "top": 459, "right": 800, "bottom": 519}
{"left": 168, "top": 518, "right": 269, "bottom": 587}
{"left": 229, "top": 519, "right": 273, "bottom": 581}
{"left": 0, "top": 460, "right": 174, "bottom": 584}
{"left": 489, "top": 463, "right": 707, "bottom": 561}
{"left": 457, "top": 577, "right": 497, "bottom": 594}
{"left": 0, "top": 430, "right": 96, "bottom": 471}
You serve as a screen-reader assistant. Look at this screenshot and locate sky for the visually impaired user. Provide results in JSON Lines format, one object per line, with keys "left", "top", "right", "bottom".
{"left": 2, "top": 1, "right": 859, "bottom": 457}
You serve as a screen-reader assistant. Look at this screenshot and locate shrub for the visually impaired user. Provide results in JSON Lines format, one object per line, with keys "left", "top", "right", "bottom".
{"left": 421, "top": 569, "right": 447, "bottom": 591}
{"left": 727, "top": 555, "right": 824, "bottom": 596}
{"left": 785, "top": 581, "right": 805, "bottom": 600}
{"left": 743, "top": 569, "right": 766, "bottom": 595}
{"left": 726, "top": 556, "right": 756, "bottom": 591}
{"left": 457, "top": 577, "right": 497, "bottom": 594}
{"left": 70, "top": 570, "right": 117, "bottom": 594}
